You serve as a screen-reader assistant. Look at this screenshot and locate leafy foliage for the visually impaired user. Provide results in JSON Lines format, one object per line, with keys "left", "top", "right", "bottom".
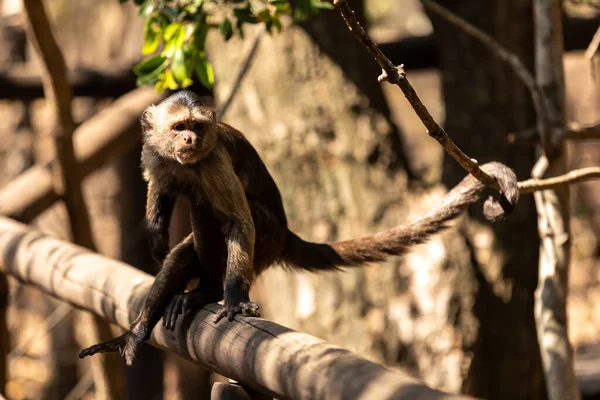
{"left": 121, "top": 0, "right": 333, "bottom": 91}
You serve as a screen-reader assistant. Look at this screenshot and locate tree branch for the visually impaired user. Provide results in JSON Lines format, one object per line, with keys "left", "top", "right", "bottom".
{"left": 519, "top": 167, "right": 600, "bottom": 193}
{"left": 22, "top": 1, "right": 125, "bottom": 397}
{"left": 509, "top": 122, "right": 600, "bottom": 145}
{"left": 566, "top": 122, "right": 600, "bottom": 140}
{"left": 325, "top": 0, "right": 497, "bottom": 188}
{"left": 421, "top": 0, "right": 556, "bottom": 157}
{"left": 216, "top": 27, "right": 263, "bottom": 120}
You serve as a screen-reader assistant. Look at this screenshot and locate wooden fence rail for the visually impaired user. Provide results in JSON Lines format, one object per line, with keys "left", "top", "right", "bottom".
{"left": 0, "top": 216, "right": 473, "bottom": 400}
{"left": 0, "top": 87, "right": 165, "bottom": 222}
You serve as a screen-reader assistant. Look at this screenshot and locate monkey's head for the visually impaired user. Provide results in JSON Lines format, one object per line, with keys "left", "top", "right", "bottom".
{"left": 141, "top": 91, "right": 217, "bottom": 165}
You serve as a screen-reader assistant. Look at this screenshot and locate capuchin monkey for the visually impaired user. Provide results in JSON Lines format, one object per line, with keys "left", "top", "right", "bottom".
{"left": 79, "top": 90, "right": 520, "bottom": 366}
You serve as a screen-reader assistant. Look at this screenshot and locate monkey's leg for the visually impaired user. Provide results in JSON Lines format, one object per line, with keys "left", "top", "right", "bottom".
{"left": 79, "top": 234, "right": 198, "bottom": 365}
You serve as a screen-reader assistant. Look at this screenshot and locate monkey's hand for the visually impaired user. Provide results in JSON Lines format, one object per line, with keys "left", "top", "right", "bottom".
{"left": 78, "top": 324, "right": 146, "bottom": 366}
{"left": 214, "top": 299, "right": 260, "bottom": 323}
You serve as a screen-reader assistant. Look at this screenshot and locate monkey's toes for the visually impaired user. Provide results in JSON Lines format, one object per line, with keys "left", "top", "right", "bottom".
{"left": 240, "top": 302, "right": 260, "bottom": 317}
{"left": 78, "top": 333, "right": 129, "bottom": 359}
{"left": 123, "top": 334, "right": 144, "bottom": 366}
{"left": 213, "top": 302, "right": 260, "bottom": 323}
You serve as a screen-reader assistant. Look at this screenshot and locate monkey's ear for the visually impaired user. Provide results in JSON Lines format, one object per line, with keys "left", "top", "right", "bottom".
{"left": 208, "top": 108, "right": 216, "bottom": 122}
{"left": 141, "top": 106, "right": 155, "bottom": 132}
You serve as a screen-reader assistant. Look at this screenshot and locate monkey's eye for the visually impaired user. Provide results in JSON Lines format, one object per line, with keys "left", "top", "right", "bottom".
{"left": 193, "top": 123, "right": 203, "bottom": 132}
{"left": 174, "top": 122, "right": 186, "bottom": 131}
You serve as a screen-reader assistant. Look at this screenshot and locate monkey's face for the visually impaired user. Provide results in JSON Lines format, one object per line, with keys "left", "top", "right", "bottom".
{"left": 143, "top": 102, "right": 217, "bottom": 165}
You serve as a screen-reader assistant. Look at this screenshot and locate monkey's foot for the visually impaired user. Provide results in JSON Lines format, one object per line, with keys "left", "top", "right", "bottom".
{"left": 78, "top": 329, "right": 145, "bottom": 366}
{"left": 214, "top": 302, "right": 260, "bottom": 323}
{"left": 163, "top": 290, "right": 209, "bottom": 331}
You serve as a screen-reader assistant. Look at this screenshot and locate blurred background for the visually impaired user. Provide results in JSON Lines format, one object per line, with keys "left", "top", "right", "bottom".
{"left": 0, "top": 0, "right": 599, "bottom": 399}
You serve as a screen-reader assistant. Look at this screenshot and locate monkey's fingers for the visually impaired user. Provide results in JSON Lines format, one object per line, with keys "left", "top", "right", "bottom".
{"left": 164, "top": 293, "right": 185, "bottom": 331}
{"left": 213, "top": 302, "right": 260, "bottom": 323}
{"left": 240, "top": 302, "right": 260, "bottom": 318}
{"left": 78, "top": 332, "right": 129, "bottom": 358}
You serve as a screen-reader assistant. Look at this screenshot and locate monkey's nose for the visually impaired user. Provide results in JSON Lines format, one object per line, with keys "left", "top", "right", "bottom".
{"left": 182, "top": 133, "right": 195, "bottom": 145}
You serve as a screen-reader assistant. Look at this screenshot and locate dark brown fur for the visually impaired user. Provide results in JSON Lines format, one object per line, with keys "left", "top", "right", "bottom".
{"left": 79, "top": 91, "right": 519, "bottom": 366}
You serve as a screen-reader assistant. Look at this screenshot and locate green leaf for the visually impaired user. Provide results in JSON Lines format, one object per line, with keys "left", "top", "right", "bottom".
{"left": 257, "top": 8, "right": 271, "bottom": 22}
{"left": 135, "top": 56, "right": 167, "bottom": 87}
{"left": 311, "top": 0, "right": 334, "bottom": 9}
{"left": 195, "top": 57, "right": 214, "bottom": 89}
{"left": 219, "top": 18, "right": 234, "bottom": 41}
{"left": 156, "top": 69, "right": 179, "bottom": 91}
{"left": 142, "top": 17, "right": 160, "bottom": 55}
{"left": 174, "top": 24, "right": 188, "bottom": 48}
{"left": 171, "top": 48, "right": 188, "bottom": 84}
{"left": 294, "top": 0, "right": 312, "bottom": 22}
{"left": 193, "top": 22, "right": 208, "bottom": 50}
{"left": 139, "top": 0, "right": 155, "bottom": 17}
{"left": 162, "top": 5, "right": 180, "bottom": 21}
{"left": 133, "top": 54, "right": 167, "bottom": 75}
{"left": 271, "top": 0, "right": 292, "bottom": 14}
{"left": 233, "top": 7, "right": 258, "bottom": 25}
{"left": 163, "top": 23, "right": 181, "bottom": 41}
{"left": 271, "top": 14, "right": 282, "bottom": 32}
{"left": 180, "top": 76, "right": 194, "bottom": 88}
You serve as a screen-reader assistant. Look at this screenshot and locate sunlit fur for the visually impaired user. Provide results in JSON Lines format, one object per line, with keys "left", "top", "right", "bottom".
{"left": 142, "top": 91, "right": 217, "bottom": 166}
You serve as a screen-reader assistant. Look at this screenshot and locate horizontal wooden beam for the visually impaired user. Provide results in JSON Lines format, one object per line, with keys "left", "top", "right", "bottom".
{"left": 0, "top": 87, "right": 166, "bottom": 222}
{"left": 0, "top": 216, "right": 474, "bottom": 400}
{"left": 0, "top": 67, "right": 212, "bottom": 100}
{"left": 0, "top": 14, "right": 596, "bottom": 101}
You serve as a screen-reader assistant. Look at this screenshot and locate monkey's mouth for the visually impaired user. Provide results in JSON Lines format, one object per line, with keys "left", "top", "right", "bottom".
{"left": 174, "top": 149, "right": 202, "bottom": 165}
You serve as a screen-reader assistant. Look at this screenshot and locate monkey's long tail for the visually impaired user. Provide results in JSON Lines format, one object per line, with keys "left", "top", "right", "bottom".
{"left": 280, "top": 162, "right": 520, "bottom": 272}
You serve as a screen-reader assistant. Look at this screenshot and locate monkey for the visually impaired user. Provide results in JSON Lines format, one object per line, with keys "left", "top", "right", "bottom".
{"left": 78, "top": 90, "right": 520, "bottom": 366}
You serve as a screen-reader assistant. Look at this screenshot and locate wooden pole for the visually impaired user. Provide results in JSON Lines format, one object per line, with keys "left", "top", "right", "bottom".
{"left": 0, "top": 216, "right": 474, "bottom": 400}
{"left": 533, "top": 1, "right": 579, "bottom": 399}
{"left": 22, "top": 1, "right": 125, "bottom": 397}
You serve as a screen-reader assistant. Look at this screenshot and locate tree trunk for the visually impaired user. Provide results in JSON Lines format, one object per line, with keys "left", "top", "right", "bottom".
{"left": 428, "top": 0, "right": 546, "bottom": 398}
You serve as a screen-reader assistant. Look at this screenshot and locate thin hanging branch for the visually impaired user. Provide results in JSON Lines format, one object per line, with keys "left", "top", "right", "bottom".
{"left": 566, "top": 122, "right": 600, "bottom": 140}
{"left": 519, "top": 167, "right": 600, "bottom": 193}
{"left": 22, "top": 1, "right": 125, "bottom": 398}
{"left": 421, "top": 0, "right": 556, "bottom": 154}
{"left": 323, "top": 0, "right": 497, "bottom": 188}
{"left": 216, "top": 26, "right": 264, "bottom": 120}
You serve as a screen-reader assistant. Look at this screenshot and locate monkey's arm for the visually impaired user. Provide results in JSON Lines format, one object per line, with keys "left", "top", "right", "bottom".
{"left": 210, "top": 149, "right": 258, "bottom": 323}
{"left": 146, "top": 178, "right": 176, "bottom": 266}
